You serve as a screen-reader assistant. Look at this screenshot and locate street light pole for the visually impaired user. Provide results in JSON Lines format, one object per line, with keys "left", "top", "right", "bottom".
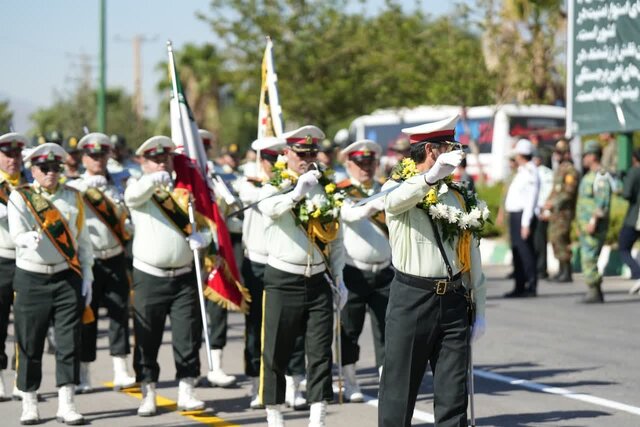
{"left": 97, "top": 0, "right": 107, "bottom": 132}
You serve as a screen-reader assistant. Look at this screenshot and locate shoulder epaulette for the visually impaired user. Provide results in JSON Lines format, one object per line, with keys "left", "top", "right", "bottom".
{"left": 336, "top": 179, "right": 352, "bottom": 189}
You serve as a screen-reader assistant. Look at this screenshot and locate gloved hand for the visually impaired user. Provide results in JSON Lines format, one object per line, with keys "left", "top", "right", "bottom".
{"left": 186, "top": 232, "right": 207, "bottom": 250}
{"left": 15, "top": 231, "right": 41, "bottom": 250}
{"left": 365, "top": 196, "right": 385, "bottom": 215}
{"left": 335, "top": 280, "right": 349, "bottom": 311}
{"left": 149, "top": 171, "right": 172, "bottom": 187}
{"left": 471, "top": 315, "right": 486, "bottom": 343}
{"left": 82, "top": 278, "right": 93, "bottom": 307}
{"left": 424, "top": 150, "right": 464, "bottom": 184}
{"left": 0, "top": 203, "right": 7, "bottom": 219}
{"left": 290, "top": 170, "right": 321, "bottom": 202}
{"left": 84, "top": 174, "right": 107, "bottom": 188}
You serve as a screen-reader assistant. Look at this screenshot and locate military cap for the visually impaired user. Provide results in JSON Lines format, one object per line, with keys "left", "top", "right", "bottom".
{"left": 554, "top": 139, "right": 570, "bottom": 153}
{"left": 78, "top": 132, "right": 113, "bottom": 154}
{"left": 319, "top": 139, "right": 334, "bottom": 153}
{"left": 583, "top": 140, "right": 602, "bottom": 155}
{"left": 0, "top": 132, "right": 28, "bottom": 153}
{"left": 63, "top": 136, "right": 81, "bottom": 154}
{"left": 110, "top": 134, "right": 127, "bottom": 148}
{"left": 135, "top": 136, "right": 176, "bottom": 157}
{"left": 342, "top": 139, "right": 381, "bottom": 162}
{"left": 402, "top": 115, "right": 460, "bottom": 145}
{"left": 199, "top": 129, "right": 215, "bottom": 148}
{"left": 251, "top": 136, "right": 286, "bottom": 156}
{"left": 282, "top": 125, "right": 325, "bottom": 153}
{"left": 513, "top": 138, "right": 533, "bottom": 156}
{"left": 24, "top": 142, "right": 68, "bottom": 166}
{"left": 389, "top": 137, "right": 410, "bottom": 153}
{"left": 47, "top": 130, "right": 64, "bottom": 145}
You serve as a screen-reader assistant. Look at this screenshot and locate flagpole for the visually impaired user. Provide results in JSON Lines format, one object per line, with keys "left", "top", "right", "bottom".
{"left": 168, "top": 40, "right": 213, "bottom": 372}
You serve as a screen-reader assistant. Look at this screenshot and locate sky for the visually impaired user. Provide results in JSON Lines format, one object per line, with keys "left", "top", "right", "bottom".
{"left": 1, "top": 1, "right": 466, "bottom": 131}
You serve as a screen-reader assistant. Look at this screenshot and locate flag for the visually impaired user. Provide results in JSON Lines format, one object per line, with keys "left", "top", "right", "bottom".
{"left": 167, "top": 41, "right": 249, "bottom": 313}
{"left": 257, "top": 36, "right": 284, "bottom": 139}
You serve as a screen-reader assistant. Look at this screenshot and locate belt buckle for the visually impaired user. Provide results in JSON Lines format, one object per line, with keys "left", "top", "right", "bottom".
{"left": 436, "top": 280, "right": 447, "bottom": 295}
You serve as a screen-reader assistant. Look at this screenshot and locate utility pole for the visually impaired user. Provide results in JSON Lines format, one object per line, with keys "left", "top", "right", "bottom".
{"left": 115, "top": 34, "right": 156, "bottom": 122}
{"left": 97, "top": 0, "right": 106, "bottom": 132}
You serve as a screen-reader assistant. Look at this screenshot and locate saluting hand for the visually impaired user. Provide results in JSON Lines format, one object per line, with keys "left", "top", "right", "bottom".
{"left": 291, "top": 170, "right": 321, "bottom": 202}
{"left": 149, "top": 171, "right": 172, "bottom": 187}
{"left": 424, "top": 150, "right": 464, "bottom": 184}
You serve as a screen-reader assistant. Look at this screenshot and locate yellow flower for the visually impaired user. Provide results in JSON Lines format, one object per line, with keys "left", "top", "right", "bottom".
{"left": 426, "top": 188, "right": 438, "bottom": 205}
{"left": 325, "top": 183, "right": 336, "bottom": 194}
{"left": 335, "top": 200, "right": 343, "bottom": 207}
{"left": 391, "top": 173, "right": 400, "bottom": 181}
{"left": 274, "top": 161, "right": 286, "bottom": 170}
{"left": 281, "top": 171, "right": 290, "bottom": 180}
{"left": 311, "top": 208, "right": 322, "bottom": 218}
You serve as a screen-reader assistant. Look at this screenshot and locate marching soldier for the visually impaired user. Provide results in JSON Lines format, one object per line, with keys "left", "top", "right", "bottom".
{"left": 65, "top": 133, "right": 136, "bottom": 393}
{"left": 0, "top": 132, "right": 28, "bottom": 401}
{"left": 543, "top": 139, "right": 579, "bottom": 283}
{"left": 378, "top": 116, "right": 487, "bottom": 427}
{"left": 237, "top": 137, "right": 307, "bottom": 410}
{"left": 124, "top": 136, "right": 209, "bottom": 416}
{"left": 576, "top": 140, "right": 612, "bottom": 303}
{"left": 336, "top": 140, "right": 391, "bottom": 402}
{"left": 8, "top": 143, "right": 94, "bottom": 425}
{"left": 258, "top": 126, "right": 347, "bottom": 427}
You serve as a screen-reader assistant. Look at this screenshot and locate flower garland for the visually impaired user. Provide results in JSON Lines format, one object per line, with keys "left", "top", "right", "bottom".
{"left": 390, "top": 158, "right": 490, "bottom": 242}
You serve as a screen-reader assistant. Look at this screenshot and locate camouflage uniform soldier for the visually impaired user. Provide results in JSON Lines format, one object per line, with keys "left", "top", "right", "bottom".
{"left": 576, "top": 140, "right": 612, "bottom": 303}
{"left": 544, "top": 140, "right": 579, "bottom": 283}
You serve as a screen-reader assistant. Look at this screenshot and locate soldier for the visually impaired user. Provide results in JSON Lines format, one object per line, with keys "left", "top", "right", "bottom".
{"left": 258, "top": 125, "right": 347, "bottom": 427}
{"left": 65, "top": 133, "right": 136, "bottom": 393}
{"left": 62, "top": 137, "right": 83, "bottom": 181}
{"left": 0, "top": 132, "right": 28, "bottom": 401}
{"left": 378, "top": 115, "right": 487, "bottom": 427}
{"left": 576, "top": 140, "right": 612, "bottom": 303}
{"left": 125, "top": 136, "right": 209, "bottom": 416}
{"left": 8, "top": 143, "right": 94, "bottom": 425}
{"left": 336, "top": 140, "right": 391, "bottom": 402}
{"left": 543, "top": 139, "right": 579, "bottom": 283}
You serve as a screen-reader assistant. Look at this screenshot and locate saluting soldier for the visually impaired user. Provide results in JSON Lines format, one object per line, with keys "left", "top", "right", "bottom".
{"left": 8, "top": 143, "right": 94, "bottom": 425}
{"left": 378, "top": 116, "right": 487, "bottom": 427}
{"left": 543, "top": 139, "right": 579, "bottom": 283}
{"left": 576, "top": 140, "right": 612, "bottom": 304}
{"left": 336, "top": 140, "right": 391, "bottom": 403}
{"left": 258, "top": 126, "right": 347, "bottom": 427}
{"left": 0, "top": 132, "right": 28, "bottom": 401}
{"left": 124, "top": 136, "right": 209, "bottom": 416}
{"left": 65, "top": 133, "right": 136, "bottom": 393}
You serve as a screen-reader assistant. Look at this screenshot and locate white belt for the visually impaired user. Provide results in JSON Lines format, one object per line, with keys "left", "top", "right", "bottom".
{"left": 93, "top": 245, "right": 123, "bottom": 260}
{"left": 0, "top": 247, "right": 16, "bottom": 260}
{"left": 245, "top": 250, "right": 268, "bottom": 265}
{"left": 133, "top": 258, "right": 192, "bottom": 278}
{"left": 17, "top": 258, "right": 69, "bottom": 275}
{"left": 267, "top": 256, "right": 326, "bottom": 277}
{"left": 347, "top": 258, "right": 391, "bottom": 273}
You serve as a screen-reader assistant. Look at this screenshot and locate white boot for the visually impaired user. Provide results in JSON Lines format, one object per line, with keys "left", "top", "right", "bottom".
{"left": 285, "top": 375, "right": 307, "bottom": 409}
{"left": 137, "top": 382, "right": 157, "bottom": 417}
{"left": 76, "top": 362, "right": 92, "bottom": 394}
{"left": 13, "top": 372, "right": 24, "bottom": 400}
{"left": 20, "top": 391, "right": 39, "bottom": 425}
{"left": 265, "top": 404, "right": 285, "bottom": 427}
{"left": 111, "top": 356, "right": 136, "bottom": 390}
{"left": 343, "top": 364, "right": 364, "bottom": 403}
{"left": 207, "top": 349, "right": 236, "bottom": 387}
{"left": 308, "top": 401, "right": 327, "bottom": 427}
{"left": 177, "top": 377, "right": 205, "bottom": 411}
{"left": 249, "top": 377, "right": 263, "bottom": 409}
{"left": 0, "top": 369, "right": 7, "bottom": 401}
{"left": 56, "top": 384, "right": 85, "bottom": 425}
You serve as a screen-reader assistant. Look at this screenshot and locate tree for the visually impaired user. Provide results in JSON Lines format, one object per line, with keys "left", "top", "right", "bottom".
{"left": 0, "top": 100, "right": 14, "bottom": 132}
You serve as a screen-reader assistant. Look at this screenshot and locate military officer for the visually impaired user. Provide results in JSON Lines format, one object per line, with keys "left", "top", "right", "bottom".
{"left": 576, "top": 140, "right": 612, "bottom": 303}
{"left": 543, "top": 139, "right": 579, "bottom": 283}
{"left": 336, "top": 139, "right": 391, "bottom": 402}
{"left": 62, "top": 136, "right": 83, "bottom": 182}
{"left": 8, "top": 143, "right": 94, "bottom": 425}
{"left": 65, "top": 133, "right": 136, "bottom": 393}
{"left": 378, "top": 116, "right": 487, "bottom": 427}
{"left": 125, "top": 136, "right": 210, "bottom": 416}
{"left": 0, "top": 132, "right": 28, "bottom": 401}
{"left": 258, "top": 125, "right": 347, "bottom": 427}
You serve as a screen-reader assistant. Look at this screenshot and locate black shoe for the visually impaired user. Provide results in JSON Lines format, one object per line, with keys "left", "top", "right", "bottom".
{"left": 525, "top": 288, "right": 537, "bottom": 297}
{"left": 580, "top": 287, "right": 604, "bottom": 304}
{"left": 551, "top": 262, "right": 573, "bottom": 283}
{"left": 505, "top": 271, "right": 514, "bottom": 279}
{"left": 538, "top": 272, "right": 549, "bottom": 280}
{"left": 503, "top": 289, "right": 527, "bottom": 298}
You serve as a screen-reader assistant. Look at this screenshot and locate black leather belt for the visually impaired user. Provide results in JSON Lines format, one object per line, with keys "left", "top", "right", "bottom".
{"left": 394, "top": 269, "right": 465, "bottom": 295}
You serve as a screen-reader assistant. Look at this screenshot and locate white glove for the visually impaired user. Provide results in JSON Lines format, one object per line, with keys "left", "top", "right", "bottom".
{"left": 471, "top": 315, "right": 486, "bottom": 343}
{"left": 84, "top": 174, "right": 107, "bottom": 188}
{"left": 186, "top": 232, "right": 207, "bottom": 250}
{"left": 290, "top": 170, "right": 321, "bottom": 201}
{"left": 424, "top": 150, "right": 464, "bottom": 184}
{"left": 15, "top": 231, "right": 41, "bottom": 250}
{"left": 82, "top": 278, "right": 93, "bottom": 307}
{"left": 0, "top": 203, "right": 6, "bottom": 219}
{"left": 365, "top": 196, "right": 385, "bottom": 215}
{"left": 149, "top": 171, "right": 172, "bottom": 187}
{"left": 336, "top": 280, "right": 348, "bottom": 311}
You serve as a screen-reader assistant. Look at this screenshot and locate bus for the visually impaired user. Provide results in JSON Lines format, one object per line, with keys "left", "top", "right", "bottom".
{"left": 347, "top": 104, "right": 570, "bottom": 183}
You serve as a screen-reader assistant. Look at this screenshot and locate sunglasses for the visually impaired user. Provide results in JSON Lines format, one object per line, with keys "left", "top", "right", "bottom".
{"left": 145, "top": 153, "right": 171, "bottom": 163}
{"left": 37, "top": 163, "right": 63, "bottom": 173}
{"left": 1, "top": 149, "right": 22, "bottom": 158}
{"left": 295, "top": 151, "right": 318, "bottom": 160}
{"left": 86, "top": 151, "right": 110, "bottom": 159}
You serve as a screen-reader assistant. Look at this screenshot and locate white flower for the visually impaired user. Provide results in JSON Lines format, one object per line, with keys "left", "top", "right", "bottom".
{"left": 458, "top": 213, "right": 471, "bottom": 229}
{"left": 477, "top": 200, "right": 487, "bottom": 211}
{"left": 305, "top": 199, "right": 315, "bottom": 211}
{"left": 482, "top": 206, "right": 491, "bottom": 221}
{"left": 281, "top": 179, "right": 292, "bottom": 188}
{"left": 333, "top": 192, "right": 344, "bottom": 201}
{"left": 311, "top": 194, "right": 326, "bottom": 207}
{"left": 469, "top": 207, "right": 482, "bottom": 222}
{"left": 434, "top": 203, "right": 449, "bottom": 219}
{"left": 446, "top": 206, "right": 460, "bottom": 224}
{"left": 438, "top": 183, "right": 449, "bottom": 196}
{"left": 331, "top": 207, "right": 340, "bottom": 217}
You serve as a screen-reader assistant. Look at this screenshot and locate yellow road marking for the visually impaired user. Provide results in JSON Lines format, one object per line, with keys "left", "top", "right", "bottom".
{"left": 104, "top": 382, "right": 240, "bottom": 426}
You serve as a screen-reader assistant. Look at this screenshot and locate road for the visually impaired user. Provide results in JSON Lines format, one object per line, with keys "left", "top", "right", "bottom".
{"left": 0, "top": 264, "right": 639, "bottom": 426}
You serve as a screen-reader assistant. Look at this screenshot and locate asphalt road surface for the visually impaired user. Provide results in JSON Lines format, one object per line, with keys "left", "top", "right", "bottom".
{"left": 0, "top": 264, "right": 639, "bottom": 426}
